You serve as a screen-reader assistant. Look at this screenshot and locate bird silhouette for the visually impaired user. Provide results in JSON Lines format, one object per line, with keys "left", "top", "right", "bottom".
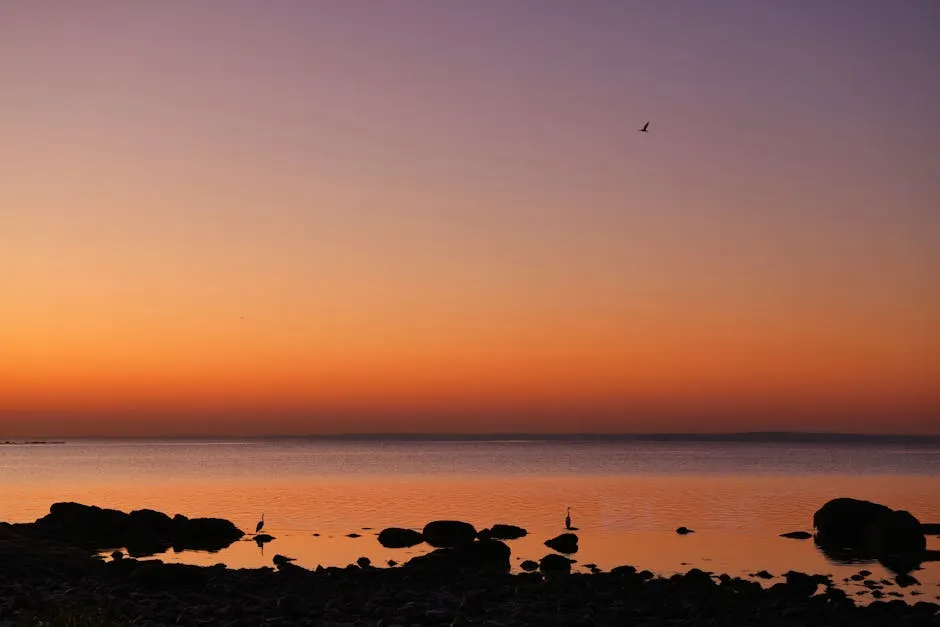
{"left": 639, "top": 121, "right": 650, "bottom": 133}
{"left": 565, "top": 507, "right": 572, "bottom": 530}
{"left": 255, "top": 513, "right": 264, "bottom": 534}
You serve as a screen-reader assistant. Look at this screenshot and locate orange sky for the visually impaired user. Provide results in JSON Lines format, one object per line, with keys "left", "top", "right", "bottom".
{"left": 1, "top": 4, "right": 938, "bottom": 436}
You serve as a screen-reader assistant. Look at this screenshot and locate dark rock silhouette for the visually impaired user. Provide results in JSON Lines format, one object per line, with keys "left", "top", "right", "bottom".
{"left": 675, "top": 526, "right": 694, "bottom": 535}
{"left": 813, "top": 498, "right": 927, "bottom": 569}
{"left": 272, "top": 554, "right": 295, "bottom": 567}
{"left": 488, "top": 523, "right": 528, "bottom": 540}
{"left": 610, "top": 565, "right": 637, "bottom": 577}
{"left": 378, "top": 527, "right": 424, "bottom": 549}
{"left": 544, "top": 532, "right": 578, "bottom": 554}
{"left": 346, "top": 533, "right": 362, "bottom": 538}
{"left": 422, "top": 520, "right": 477, "bottom": 548}
{"left": 356, "top": 556, "right": 371, "bottom": 568}
{"left": 21, "top": 502, "right": 243, "bottom": 556}
{"left": 753, "top": 570, "right": 774, "bottom": 579}
{"left": 539, "top": 553, "right": 573, "bottom": 574}
{"left": 253, "top": 534, "right": 274, "bottom": 545}
{"left": 405, "top": 539, "right": 510, "bottom": 573}
{"left": 519, "top": 559, "right": 539, "bottom": 572}
{"left": 780, "top": 531, "right": 812, "bottom": 540}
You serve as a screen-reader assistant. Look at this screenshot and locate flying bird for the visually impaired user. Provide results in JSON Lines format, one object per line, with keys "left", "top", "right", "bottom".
{"left": 255, "top": 513, "right": 265, "bottom": 534}
{"left": 638, "top": 121, "right": 650, "bottom": 133}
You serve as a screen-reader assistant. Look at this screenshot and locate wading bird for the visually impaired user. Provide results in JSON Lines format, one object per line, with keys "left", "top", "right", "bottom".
{"left": 255, "top": 513, "right": 265, "bottom": 534}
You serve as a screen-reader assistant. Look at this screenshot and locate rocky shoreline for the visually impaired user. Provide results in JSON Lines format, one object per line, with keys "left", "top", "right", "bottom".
{"left": 2, "top": 501, "right": 939, "bottom": 626}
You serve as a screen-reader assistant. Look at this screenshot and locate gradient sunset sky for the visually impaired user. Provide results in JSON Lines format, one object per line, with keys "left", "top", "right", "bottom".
{"left": 2, "top": 2, "right": 938, "bottom": 436}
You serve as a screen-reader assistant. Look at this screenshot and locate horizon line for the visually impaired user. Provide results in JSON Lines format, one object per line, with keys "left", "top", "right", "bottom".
{"left": 14, "top": 431, "right": 940, "bottom": 444}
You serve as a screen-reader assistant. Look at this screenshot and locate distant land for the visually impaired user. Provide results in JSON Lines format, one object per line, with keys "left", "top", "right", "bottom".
{"left": 44, "top": 432, "right": 940, "bottom": 446}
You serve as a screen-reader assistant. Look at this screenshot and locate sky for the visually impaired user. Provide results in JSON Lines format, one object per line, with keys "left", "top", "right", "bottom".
{"left": 1, "top": 1, "right": 938, "bottom": 436}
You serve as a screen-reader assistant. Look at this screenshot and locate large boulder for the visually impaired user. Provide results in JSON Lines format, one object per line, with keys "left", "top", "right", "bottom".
{"left": 544, "top": 533, "right": 578, "bottom": 554}
{"left": 378, "top": 527, "right": 424, "bottom": 549}
{"left": 489, "top": 524, "right": 527, "bottom": 540}
{"left": 422, "top": 520, "right": 477, "bottom": 548}
{"left": 404, "top": 539, "right": 510, "bottom": 574}
{"left": 539, "top": 553, "right": 573, "bottom": 574}
{"left": 813, "top": 498, "right": 925, "bottom": 559}
{"left": 174, "top": 515, "right": 244, "bottom": 552}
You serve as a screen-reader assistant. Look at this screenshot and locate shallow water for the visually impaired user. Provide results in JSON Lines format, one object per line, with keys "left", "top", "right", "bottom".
{"left": 2, "top": 438, "right": 939, "bottom": 602}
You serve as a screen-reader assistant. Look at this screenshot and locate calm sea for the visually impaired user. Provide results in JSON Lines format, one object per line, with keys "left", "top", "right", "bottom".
{"left": 2, "top": 438, "right": 939, "bottom": 601}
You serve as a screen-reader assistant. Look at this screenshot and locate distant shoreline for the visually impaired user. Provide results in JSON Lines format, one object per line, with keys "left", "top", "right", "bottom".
{"left": 12, "top": 432, "right": 940, "bottom": 445}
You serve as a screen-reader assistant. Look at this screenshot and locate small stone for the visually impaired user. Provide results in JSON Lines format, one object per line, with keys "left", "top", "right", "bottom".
{"left": 676, "top": 527, "right": 694, "bottom": 535}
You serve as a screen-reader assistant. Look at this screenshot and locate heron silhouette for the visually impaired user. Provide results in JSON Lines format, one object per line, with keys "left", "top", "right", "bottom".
{"left": 565, "top": 507, "right": 572, "bottom": 530}
{"left": 255, "top": 513, "right": 264, "bottom": 534}
{"left": 638, "top": 121, "right": 650, "bottom": 133}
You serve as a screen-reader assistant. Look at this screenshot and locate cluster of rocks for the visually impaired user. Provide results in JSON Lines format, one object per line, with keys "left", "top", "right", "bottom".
{"left": 2, "top": 499, "right": 939, "bottom": 625}
{"left": 3, "top": 524, "right": 939, "bottom": 627}
{"left": 11, "top": 502, "right": 244, "bottom": 557}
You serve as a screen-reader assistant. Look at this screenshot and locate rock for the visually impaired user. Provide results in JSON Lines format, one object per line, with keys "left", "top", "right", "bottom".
{"left": 422, "top": 521, "right": 477, "bottom": 548}
{"left": 387, "top": 559, "right": 397, "bottom": 567}
{"left": 253, "top": 534, "right": 274, "bottom": 544}
{"left": 347, "top": 533, "right": 361, "bottom": 538}
{"left": 539, "top": 553, "right": 573, "bottom": 574}
{"left": 895, "top": 573, "right": 920, "bottom": 587}
{"left": 405, "top": 539, "right": 510, "bottom": 574}
{"left": 544, "top": 533, "right": 578, "bottom": 554}
{"left": 272, "top": 554, "right": 294, "bottom": 567}
{"left": 26, "top": 502, "right": 243, "bottom": 557}
{"left": 377, "top": 527, "right": 424, "bottom": 548}
{"left": 813, "top": 498, "right": 925, "bottom": 558}
{"left": 780, "top": 531, "right": 812, "bottom": 540}
{"left": 610, "top": 565, "right": 637, "bottom": 577}
{"left": 489, "top": 524, "right": 527, "bottom": 540}
{"left": 753, "top": 570, "right": 773, "bottom": 579}
{"left": 520, "top": 559, "right": 539, "bottom": 572}
{"left": 357, "top": 556, "right": 371, "bottom": 568}
{"left": 173, "top": 515, "right": 244, "bottom": 553}
{"left": 675, "top": 527, "right": 694, "bottom": 535}
{"left": 784, "top": 571, "right": 827, "bottom": 597}
{"left": 111, "top": 550, "right": 124, "bottom": 561}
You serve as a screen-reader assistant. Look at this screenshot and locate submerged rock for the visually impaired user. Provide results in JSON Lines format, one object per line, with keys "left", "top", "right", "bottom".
{"left": 520, "top": 559, "right": 539, "bottom": 572}
{"left": 675, "top": 527, "right": 694, "bottom": 535}
{"left": 378, "top": 527, "right": 424, "bottom": 549}
{"left": 544, "top": 533, "right": 578, "bottom": 554}
{"left": 780, "top": 531, "right": 812, "bottom": 540}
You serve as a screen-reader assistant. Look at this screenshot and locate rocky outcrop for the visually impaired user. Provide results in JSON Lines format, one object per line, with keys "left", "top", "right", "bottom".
{"left": 378, "top": 527, "right": 424, "bottom": 549}
{"left": 813, "top": 498, "right": 926, "bottom": 559}
{"left": 422, "top": 520, "right": 477, "bottom": 548}
{"left": 20, "top": 502, "right": 243, "bottom": 556}
{"left": 404, "top": 539, "right": 510, "bottom": 574}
